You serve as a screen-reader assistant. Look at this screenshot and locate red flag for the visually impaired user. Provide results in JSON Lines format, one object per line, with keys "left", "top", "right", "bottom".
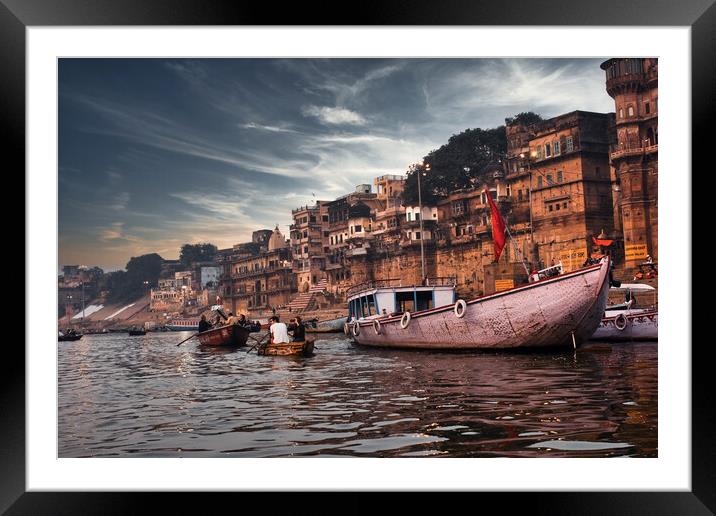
{"left": 485, "top": 189, "right": 506, "bottom": 262}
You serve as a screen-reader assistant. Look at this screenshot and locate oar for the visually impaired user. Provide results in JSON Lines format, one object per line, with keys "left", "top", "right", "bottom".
{"left": 246, "top": 332, "right": 270, "bottom": 353}
{"left": 176, "top": 333, "right": 199, "bottom": 346}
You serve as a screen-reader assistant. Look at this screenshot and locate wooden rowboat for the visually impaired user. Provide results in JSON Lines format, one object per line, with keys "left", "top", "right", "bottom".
{"left": 257, "top": 339, "right": 315, "bottom": 356}
{"left": 306, "top": 316, "right": 348, "bottom": 333}
{"left": 196, "top": 324, "right": 251, "bottom": 347}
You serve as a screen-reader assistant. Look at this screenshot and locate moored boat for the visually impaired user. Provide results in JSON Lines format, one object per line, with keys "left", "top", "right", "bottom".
{"left": 58, "top": 332, "right": 83, "bottom": 341}
{"left": 591, "top": 309, "right": 657, "bottom": 341}
{"left": 257, "top": 339, "right": 315, "bottom": 356}
{"left": 128, "top": 329, "right": 146, "bottom": 336}
{"left": 166, "top": 318, "right": 200, "bottom": 331}
{"left": 306, "top": 316, "right": 348, "bottom": 333}
{"left": 347, "top": 258, "right": 611, "bottom": 350}
{"left": 196, "top": 324, "right": 251, "bottom": 347}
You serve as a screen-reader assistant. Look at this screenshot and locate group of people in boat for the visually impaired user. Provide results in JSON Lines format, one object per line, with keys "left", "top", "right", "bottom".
{"left": 197, "top": 311, "right": 305, "bottom": 344}
{"left": 268, "top": 315, "right": 305, "bottom": 344}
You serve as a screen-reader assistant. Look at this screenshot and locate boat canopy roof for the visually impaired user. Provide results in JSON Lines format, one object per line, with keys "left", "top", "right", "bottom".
{"left": 611, "top": 283, "right": 656, "bottom": 291}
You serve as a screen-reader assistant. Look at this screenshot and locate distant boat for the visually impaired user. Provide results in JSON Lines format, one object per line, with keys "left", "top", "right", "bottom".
{"left": 196, "top": 324, "right": 251, "bottom": 347}
{"left": 166, "top": 318, "right": 200, "bottom": 331}
{"left": 306, "top": 316, "right": 347, "bottom": 333}
{"left": 58, "top": 332, "right": 82, "bottom": 342}
{"left": 346, "top": 258, "right": 611, "bottom": 350}
{"left": 128, "top": 329, "right": 146, "bottom": 336}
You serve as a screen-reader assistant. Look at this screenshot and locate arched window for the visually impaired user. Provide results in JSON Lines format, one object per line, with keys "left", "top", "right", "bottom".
{"left": 627, "top": 105, "right": 635, "bottom": 117}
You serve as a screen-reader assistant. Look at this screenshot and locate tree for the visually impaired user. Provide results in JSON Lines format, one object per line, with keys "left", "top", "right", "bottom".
{"left": 106, "top": 253, "right": 164, "bottom": 303}
{"left": 180, "top": 243, "right": 218, "bottom": 266}
{"left": 402, "top": 126, "right": 507, "bottom": 205}
{"left": 504, "top": 111, "right": 543, "bottom": 127}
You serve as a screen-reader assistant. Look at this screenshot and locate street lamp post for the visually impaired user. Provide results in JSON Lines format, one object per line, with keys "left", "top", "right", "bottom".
{"left": 520, "top": 152, "right": 537, "bottom": 267}
{"left": 416, "top": 162, "right": 430, "bottom": 284}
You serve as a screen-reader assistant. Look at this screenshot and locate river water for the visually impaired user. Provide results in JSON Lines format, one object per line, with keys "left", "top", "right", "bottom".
{"left": 58, "top": 333, "right": 657, "bottom": 458}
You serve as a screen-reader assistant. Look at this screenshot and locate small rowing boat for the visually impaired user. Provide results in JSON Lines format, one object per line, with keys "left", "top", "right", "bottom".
{"left": 196, "top": 324, "right": 251, "bottom": 347}
{"left": 257, "top": 339, "right": 315, "bottom": 356}
{"left": 58, "top": 332, "right": 83, "bottom": 341}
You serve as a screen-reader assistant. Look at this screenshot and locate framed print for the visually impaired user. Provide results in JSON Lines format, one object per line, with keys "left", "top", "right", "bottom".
{"left": 5, "top": 0, "right": 713, "bottom": 513}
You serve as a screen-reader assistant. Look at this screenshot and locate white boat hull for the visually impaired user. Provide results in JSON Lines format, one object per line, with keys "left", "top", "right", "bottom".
{"left": 351, "top": 260, "right": 610, "bottom": 350}
{"left": 591, "top": 309, "right": 658, "bottom": 341}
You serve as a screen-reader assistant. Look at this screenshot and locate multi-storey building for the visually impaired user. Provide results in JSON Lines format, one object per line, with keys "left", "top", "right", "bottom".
{"left": 224, "top": 227, "right": 295, "bottom": 314}
{"left": 290, "top": 201, "right": 330, "bottom": 292}
{"left": 600, "top": 58, "right": 658, "bottom": 270}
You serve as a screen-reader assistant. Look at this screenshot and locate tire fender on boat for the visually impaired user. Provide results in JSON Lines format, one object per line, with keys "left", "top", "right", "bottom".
{"left": 400, "top": 311, "right": 411, "bottom": 329}
{"left": 615, "top": 313, "right": 628, "bottom": 331}
{"left": 352, "top": 321, "right": 361, "bottom": 337}
{"left": 372, "top": 319, "right": 381, "bottom": 335}
{"left": 454, "top": 299, "right": 467, "bottom": 318}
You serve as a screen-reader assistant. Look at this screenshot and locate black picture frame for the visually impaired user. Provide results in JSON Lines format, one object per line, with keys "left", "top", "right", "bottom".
{"left": 6, "top": 0, "right": 712, "bottom": 513}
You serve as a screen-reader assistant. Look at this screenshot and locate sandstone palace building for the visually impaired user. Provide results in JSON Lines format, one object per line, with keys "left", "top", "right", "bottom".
{"left": 217, "top": 57, "right": 658, "bottom": 315}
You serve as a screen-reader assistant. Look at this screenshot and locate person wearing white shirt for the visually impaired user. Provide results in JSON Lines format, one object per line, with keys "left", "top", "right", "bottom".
{"left": 269, "top": 316, "right": 290, "bottom": 344}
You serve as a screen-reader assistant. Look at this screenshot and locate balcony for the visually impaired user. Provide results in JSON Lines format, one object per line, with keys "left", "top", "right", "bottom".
{"left": 610, "top": 143, "right": 658, "bottom": 161}
{"left": 231, "top": 265, "right": 291, "bottom": 279}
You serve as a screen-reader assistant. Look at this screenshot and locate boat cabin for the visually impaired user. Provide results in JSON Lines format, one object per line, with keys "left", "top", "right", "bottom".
{"left": 346, "top": 278, "right": 456, "bottom": 320}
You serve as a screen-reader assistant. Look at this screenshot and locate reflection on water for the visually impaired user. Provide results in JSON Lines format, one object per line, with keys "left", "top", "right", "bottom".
{"left": 58, "top": 333, "right": 657, "bottom": 457}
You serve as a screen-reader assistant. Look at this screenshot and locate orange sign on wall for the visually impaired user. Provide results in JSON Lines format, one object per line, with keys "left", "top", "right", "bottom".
{"left": 495, "top": 279, "right": 515, "bottom": 292}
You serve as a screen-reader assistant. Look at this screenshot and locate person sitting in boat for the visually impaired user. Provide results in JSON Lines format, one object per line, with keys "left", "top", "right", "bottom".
{"left": 269, "top": 315, "right": 290, "bottom": 344}
{"left": 225, "top": 312, "right": 241, "bottom": 325}
{"left": 290, "top": 316, "right": 306, "bottom": 342}
{"left": 624, "top": 290, "right": 637, "bottom": 307}
{"left": 198, "top": 314, "right": 212, "bottom": 333}
{"left": 237, "top": 314, "right": 249, "bottom": 327}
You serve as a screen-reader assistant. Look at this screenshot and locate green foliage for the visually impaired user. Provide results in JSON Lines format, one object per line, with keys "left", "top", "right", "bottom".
{"left": 505, "top": 111, "right": 543, "bottom": 127}
{"left": 180, "top": 243, "right": 218, "bottom": 266}
{"left": 106, "top": 253, "right": 163, "bottom": 303}
{"left": 402, "top": 126, "right": 507, "bottom": 205}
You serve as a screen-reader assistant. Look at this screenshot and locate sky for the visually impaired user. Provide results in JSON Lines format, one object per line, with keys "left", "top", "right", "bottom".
{"left": 58, "top": 58, "right": 614, "bottom": 271}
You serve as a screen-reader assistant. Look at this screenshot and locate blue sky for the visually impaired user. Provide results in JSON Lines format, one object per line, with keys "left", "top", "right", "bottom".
{"left": 58, "top": 58, "right": 613, "bottom": 271}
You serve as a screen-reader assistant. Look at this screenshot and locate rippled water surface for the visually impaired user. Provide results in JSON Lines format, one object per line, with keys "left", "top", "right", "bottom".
{"left": 58, "top": 333, "right": 657, "bottom": 457}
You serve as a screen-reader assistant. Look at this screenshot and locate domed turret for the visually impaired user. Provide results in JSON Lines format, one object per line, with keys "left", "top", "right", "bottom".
{"left": 267, "top": 225, "right": 287, "bottom": 251}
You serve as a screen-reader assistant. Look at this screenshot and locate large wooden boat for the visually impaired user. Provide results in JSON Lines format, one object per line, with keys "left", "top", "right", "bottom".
{"left": 347, "top": 258, "right": 611, "bottom": 350}
{"left": 196, "top": 324, "right": 251, "bottom": 347}
{"left": 257, "top": 339, "right": 315, "bottom": 356}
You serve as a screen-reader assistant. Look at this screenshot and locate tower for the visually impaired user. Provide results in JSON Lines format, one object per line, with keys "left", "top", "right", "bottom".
{"left": 600, "top": 58, "right": 658, "bottom": 270}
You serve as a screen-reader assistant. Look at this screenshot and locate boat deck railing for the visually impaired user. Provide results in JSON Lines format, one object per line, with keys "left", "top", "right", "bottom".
{"left": 346, "top": 276, "right": 456, "bottom": 297}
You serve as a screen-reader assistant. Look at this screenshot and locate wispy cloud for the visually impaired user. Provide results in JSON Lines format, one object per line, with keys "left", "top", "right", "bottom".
{"left": 302, "top": 105, "right": 367, "bottom": 126}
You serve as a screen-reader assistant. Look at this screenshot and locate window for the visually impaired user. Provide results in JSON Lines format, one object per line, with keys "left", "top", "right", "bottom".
{"left": 645, "top": 102, "right": 650, "bottom": 114}
{"left": 330, "top": 236, "right": 334, "bottom": 245}
{"left": 303, "top": 246, "right": 308, "bottom": 254}
{"left": 547, "top": 174, "right": 553, "bottom": 185}
{"left": 518, "top": 189, "right": 523, "bottom": 201}
{"left": 537, "top": 176, "right": 543, "bottom": 188}
{"left": 354, "top": 225, "right": 362, "bottom": 233}
{"left": 566, "top": 136, "right": 574, "bottom": 152}
{"left": 557, "top": 171, "right": 563, "bottom": 183}
{"left": 545, "top": 143, "right": 552, "bottom": 157}
{"left": 555, "top": 203, "right": 560, "bottom": 211}
{"left": 628, "top": 105, "right": 634, "bottom": 117}
{"left": 619, "top": 108, "right": 624, "bottom": 119}
{"left": 554, "top": 141, "right": 560, "bottom": 155}
{"left": 415, "top": 212, "right": 420, "bottom": 221}
{"left": 407, "top": 212, "right": 412, "bottom": 221}
{"left": 322, "top": 215, "right": 328, "bottom": 222}
{"left": 595, "top": 166, "right": 601, "bottom": 177}
{"left": 563, "top": 202, "right": 568, "bottom": 209}
{"left": 548, "top": 204, "right": 553, "bottom": 212}
{"left": 414, "top": 232, "right": 421, "bottom": 240}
